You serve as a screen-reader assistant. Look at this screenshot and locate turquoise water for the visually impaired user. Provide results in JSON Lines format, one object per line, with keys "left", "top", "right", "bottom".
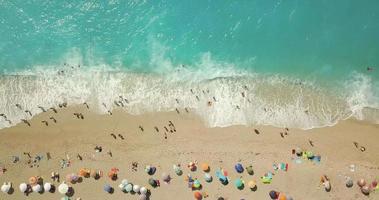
{"left": 0, "top": 0, "right": 378, "bottom": 129}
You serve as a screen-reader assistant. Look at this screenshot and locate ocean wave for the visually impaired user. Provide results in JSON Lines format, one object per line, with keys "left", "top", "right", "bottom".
{"left": 0, "top": 58, "right": 378, "bottom": 130}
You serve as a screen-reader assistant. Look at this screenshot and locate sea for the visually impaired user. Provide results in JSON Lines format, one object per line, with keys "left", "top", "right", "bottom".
{"left": 0, "top": 0, "right": 378, "bottom": 129}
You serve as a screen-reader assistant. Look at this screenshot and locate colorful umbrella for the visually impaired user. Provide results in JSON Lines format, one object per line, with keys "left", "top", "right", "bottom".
{"left": 194, "top": 191, "right": 202, "bottom": 200}
{"left": 58, "top": 182, "right": 69, "bottom": 194}
{"left": 19, "top": 183, "right": 27, "bottom": 193}
{"left": 235, "top": 163, "right": 244, "bottom": 173}
{"left": 234, "top": 178, "right": 244, "bottom": 189}
{"left": 201, "top": 163, "right": 210, "bottom": 172}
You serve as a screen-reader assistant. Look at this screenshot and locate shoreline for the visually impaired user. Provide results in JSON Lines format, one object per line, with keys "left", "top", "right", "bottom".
{"left": 0, "top": 106, "right": 378, "bottom": 199}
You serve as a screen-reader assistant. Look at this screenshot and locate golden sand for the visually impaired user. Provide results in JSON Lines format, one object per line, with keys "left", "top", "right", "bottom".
{"left": 0, "top": 106, "right": 378, "bottom": 200}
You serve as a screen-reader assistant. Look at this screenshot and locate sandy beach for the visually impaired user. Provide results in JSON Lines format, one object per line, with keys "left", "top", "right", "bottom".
{"left": 0, "top": 106, "right": 378, "bottom": 200}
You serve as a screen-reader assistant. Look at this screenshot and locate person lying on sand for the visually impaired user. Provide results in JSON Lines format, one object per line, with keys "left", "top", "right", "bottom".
{"left": 83, "top": 102, "right": 89, "bottom": 109}
{"left": 41, "top": 120, "right": 48, "bottom": 126}
{"left": 154, "top": 126, "right": 159, "bottom": 132}
{"left": 175, "top": 108, "right": 180, "bottom": 114}
{"left": 254, "top": 129, "right": 260, "bottom": 135}
{"left": 21, "top": 119, "right": 31, "bottom": 126}
{"left": 309, "top": 140, "right": 314, "bottom": 147}
{"left": 110, "top": 133, "right": 116, "bottom": 139}
{"left": 139, "top": 125, "right": 144, "bottom": 132}
{"left": 49, "top": 117, "right": 57, "bottom": 123}
{"left": 77, "top": 154, "right": 83, "bottom": 161}
{"left": 118, "top": 134, "right": 124, "bottom": 140}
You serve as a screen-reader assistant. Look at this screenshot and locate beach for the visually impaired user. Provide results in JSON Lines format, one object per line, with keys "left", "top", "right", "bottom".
{"left": 0, "top": 106, "right": 378, "bottom": 200}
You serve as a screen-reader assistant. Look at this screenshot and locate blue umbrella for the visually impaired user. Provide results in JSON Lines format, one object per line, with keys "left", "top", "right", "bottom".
{"left": 235, "top": 163, "right": 244, "bottom": 173}
{"left": 104, "top": 184, "right": 113, "bottom": 193}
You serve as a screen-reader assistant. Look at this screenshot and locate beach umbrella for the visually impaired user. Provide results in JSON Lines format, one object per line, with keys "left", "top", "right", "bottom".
{"left": 372, "top": 180, "right": 378, "bottom": 188}
{"left": 217, "top": 198, "right": 225, "bottom": 200}
{"left": 1, "top": 182, "right": 11, "bottom": 193}
{"left": 361, "top": 186, "right": 370, "bottom": 195}
{"left": 58, "top": 182, "right": 69, "bottom": 194}
{"left": 125, "top": 183, "right": 133, "bottom": 192}
{"left": 29, "top": 176, "right": 38, "bottom": 185}
{"left": 19, "top": 183, "right": 28, "bottom": 193}
{"left": 287, "top": 196, "right": 294, "bottom": 200}
{"left": 346, "top": 178, "right": 353, "bottom": 188}
{"left": 103, "top": 184, "right": 113, "bottom": 193}
{"left": 139, "top": 194, "right": 147, "bottom": 200}
{"left": 149, "top": 178, "right": 157, "bottom": 187}
{"left": 121, "top": 179, "right": 128, "bottom": 186}
{"left": 32, "top": 184, "right": 41, "bottom": 193}
{"left": 133, "top": 185, "right": 140, "bottom": 193}
{"left": 108, "top": 170, "right": 118, "bottom": 180}
{"left": 278, "top": 193, "right": 287, "bottom": 200}
{"left": 204, "top": 173, "right": 212, "bottom": 182}
{"left": 357, "top": 179, "right": 366, "bottom": 187}
{"left": 140, "top": 186, "right": 147, "bottom": 195}
{"left": 162, "top": 173, "right": 171, "bottom": 183}
{"left": 69, "top": 173, "right": 79, "bottom": 183}
{"left": 193, "top": 179, "right": 201, "bottom": 189}
{"left": 188, "top": 162, "right": 197, "bottom": 171}
{"left": 269, "top": 190, "right": 278, "bottom": 199}
{"left": 44, "top": 182, "right": 52, "bottom": 192}
{"left": 323, "top": 181, "right": 331, "bottom": 192}
{"left": 173, "top": 165, "right": 182, "bottom": 176}
{"left": 145, "top": 165, "right": 156, "bottom": 175}
{"left": 248, "top": 180, "right": 256, "bottom": 189}
{"left": 234, "top": 178, "right": 244, "bottom": 189}
{"left": 79, "top": 168, "right": 90, "bottom": 177}
{"left": 194, "top": 191, "right": 202, "bottom": 200}
{"left": 201, "top": 163, "right": 210, "bottom": 172}
{"left": 246, "top": 165, "right": 254, "bottom": 175}
{"left": 61, "top": 197, "right": 70, "bottom": 200}
{"left": 235, "top": 163, "right": 244, "bottom": 173}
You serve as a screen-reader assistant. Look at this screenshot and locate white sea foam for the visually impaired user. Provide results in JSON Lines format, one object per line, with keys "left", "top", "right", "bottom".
{"left": 0, "top": 53, "right": 378, "bottom": 130}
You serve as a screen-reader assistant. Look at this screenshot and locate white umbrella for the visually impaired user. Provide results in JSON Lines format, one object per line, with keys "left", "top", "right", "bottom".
{"left": 32, "top": 184, "right": 41, "bottom": 192}
{"left": 133, "top": 185, "right": 140, "bottom": 193}
{"left": 58, "top": 182, "right": 69, "bottom": 194}
{"left": 1, "top": 182, "right": 11, "bottom": 193}
{"left": 140, "top": 186, "right": 147, "bottom": 195}
{"left": 19, "top": 183, "right": 28, "bottom": 193}
{"left": 139, "top": 194, "right": 147, "bottom": 200}
{"left": 124, "top": 183, "right": 133, "bottom": 192}
{"left": 121, "top": 179, "right": 128, "bottom": 185}
{"left": 204, "top": 173, "right": 212, "bottom": 182}
{"left": 44, "top": 183, "right": 52, "bottom": 192}
{"left": 118, "top": 184, "right": 125, "bottom": 190}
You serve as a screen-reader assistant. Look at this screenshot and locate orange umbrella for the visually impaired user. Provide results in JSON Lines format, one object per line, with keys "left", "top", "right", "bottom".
{"left": 108, "top": 169, "right": 118, "bottom": 180}
{"left": 79, "top": 168, "right": 90, "bottom": 177}
{"left": 29, "top": 176, "right": 38, "bottom": 185}
{"left": 278, "top": 193, "right": 287, "bottom": 200}
{"left": 201, "top": 163, "right": 210, "bottom": 172}
{"left": 194, "top": 191, "right": 202, "bottom": 200}
{"left": 110, "top": 168, "right": 119, "bottom": 173}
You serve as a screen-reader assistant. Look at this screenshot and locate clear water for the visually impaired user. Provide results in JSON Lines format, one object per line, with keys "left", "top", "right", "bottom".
{"left": 0, "top": 0, "right": 378, "bottom": 129}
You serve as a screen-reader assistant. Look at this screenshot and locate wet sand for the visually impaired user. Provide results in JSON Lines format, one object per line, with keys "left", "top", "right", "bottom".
{"left": 0, "top": 106, "right": 378, "bottom": 200}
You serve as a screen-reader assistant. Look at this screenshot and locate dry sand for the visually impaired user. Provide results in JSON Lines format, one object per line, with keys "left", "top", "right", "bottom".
{"left": 0, "top": 106, "right": 378, "bottom": 200}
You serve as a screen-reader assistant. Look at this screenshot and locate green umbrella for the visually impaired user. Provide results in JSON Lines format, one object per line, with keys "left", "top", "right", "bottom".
{"left": 234, "top": 178, "right": 244, "bottom": 189}
{"left": 149, "top": 178, "right": 157, "bottom": 187}
{"left": 246, "top": 165, "right": 254, "bottom": 175}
